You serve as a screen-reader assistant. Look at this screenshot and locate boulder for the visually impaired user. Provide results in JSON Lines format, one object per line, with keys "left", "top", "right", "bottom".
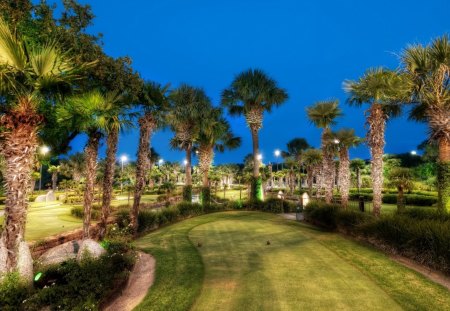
{"left": 76, "top": 239, "right": 106, "bottom": 262}
{"left": 46, "top": 190, "right": 56, "bottom": 202}
{"left": 38, "top": 240, "right": 80, "bottom": 266}
{"left": 35, "top": 195, "right": 46, "bottom": 203}
{"left": 17, "top": 241, "right": 33, "bottom": 284}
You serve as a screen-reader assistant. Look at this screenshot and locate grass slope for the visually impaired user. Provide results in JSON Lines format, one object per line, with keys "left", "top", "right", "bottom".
{"left": 136, "top": 212, "right": 450, "bottom": 311}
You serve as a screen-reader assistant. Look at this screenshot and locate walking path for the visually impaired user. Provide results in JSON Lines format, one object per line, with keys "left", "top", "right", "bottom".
{"left": 103, "top": 252, "right": 156, "bottom": 311}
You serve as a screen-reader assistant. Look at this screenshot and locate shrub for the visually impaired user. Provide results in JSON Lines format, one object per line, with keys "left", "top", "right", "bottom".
{"left": 182, "top": 185, "right": 192, "bottom": 202}
{"left": 137, "top": 210, "right": 159, "bottom": 233}
{"left": 0, "top": 273, "right": 32, "bottom": 310}
{"left": 303, "top": 202, "right": 338, "bottom": 230}
{"left": 177, "top": 202, "right": 203, "bottom": 217}
{"left": 70, "top": 206, "right": 100, "bottom": 220}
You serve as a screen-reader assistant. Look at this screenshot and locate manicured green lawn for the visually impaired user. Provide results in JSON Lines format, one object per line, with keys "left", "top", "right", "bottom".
{"left": 135, "top": 212, "right": 450, "bottom": 311}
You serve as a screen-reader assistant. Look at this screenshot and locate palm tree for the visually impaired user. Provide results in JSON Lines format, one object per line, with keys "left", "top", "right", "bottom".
{"left": 306, "top": 100, "right": 343, "bottom": 203}
{"left": 401, "top": 36, "right": 450, "bottom": 211}
{"left": 57, "top": 90, "right": 117, "bottom": 239}
{"left": 99, "top": 94, "right": 134, "bottom": 239}
{"left": 130, "top": 82, "right": 169, "bottom": 234}
{"left": 302, "top": 149, "right": 323, "bottom": 197}
{"left": 334, "top": 129, "right": 362, "bottom": 208}
{"left": 222, "top": 69, "right": 288, "bottom": 200}
{"left": 60, "top": 152, "right": 86, "bottom": 182}
{"left": 168, "top": 84, "right": 209, "bottom": 202}
{"left": 47, "top": 165, "right": 61, "bottom": 191}
{"left": 387, "top": 168, "right": 414, "bottom": 212}
{"left": 344, "top": 68, "right": 408, "bottom": 216}
{"left": 197, "top": 106, "right": 241, "bottom": 204}
{"left": 350, "top": 158, "right": 366, "bottom": 192}
{"left": 283, "top": 138, "right": 310, "bottom": 191}
{"left": 0, "top": 17, "right": 81, "bottom": 277}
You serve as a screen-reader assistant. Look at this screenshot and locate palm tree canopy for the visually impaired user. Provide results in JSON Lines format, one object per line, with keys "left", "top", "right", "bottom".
{"left": 167, "top": 84, "right": 210, "bottom": 147}
{"left": 344, "top": 68, "right": 411, "bottom": 117}
{"left": 306, "top": 100, "right": 343, "bottom": 129}
{"left": 56, "top": 89, "right": 122, "bottom": 135}
{"left": 0, "top": 17, "right": 87, "bottom": 105}
{"left": 334, "top": 128, "right": 363, "bottom": 149}
{"left": 302, "top": 148, "right": 323, "bottom": 166}
{"left": 350, "top": 158, "right": 366, "bottom": 170}
{"left": 197, "top": 106, "right": 241, "bottom": 153}
{"left": 386, "top": 167, "right": 415, "bottom": 191}
{"left": 221, "top": 68, "right": 288, "bottom": 122}
{"left": 401, "top": 36, "right": 450, "bottom": 141}
{"left": 138, "top": 81, "right": 170, "bottom": 124}
{"left": 282, "top": 137, "right": 310, "bottom": 161}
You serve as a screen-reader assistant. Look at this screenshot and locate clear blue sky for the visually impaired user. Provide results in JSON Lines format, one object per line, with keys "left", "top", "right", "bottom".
{"left": 68, "top": 0, "right": 449, "bottom": 165}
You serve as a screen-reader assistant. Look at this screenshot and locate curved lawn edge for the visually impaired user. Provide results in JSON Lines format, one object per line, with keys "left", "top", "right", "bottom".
{"left": 134, "top": 212, "right": 450, "bottom": 311}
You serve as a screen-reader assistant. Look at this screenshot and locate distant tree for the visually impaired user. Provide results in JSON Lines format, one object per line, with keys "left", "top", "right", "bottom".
{"left": 387, "top": 168, "right": 415, "bottom": 212}
{"left": 334, "top": 129, "right": 362, "bottom": 208}
{"left": 307, "top": 100, "right": 343, "bottom": 203}
{"left": 302, "top": 149, "right": 323, "bottom": 196}
{"left": 283, "top": 138, "right": 310, "bottom": 191}
{"left": 350, "top": 159, "right": 366, "bottom": 192}
{"left": 222, "top": 69, "right": 288, "bottom": 201}
{"left": 60, "top": 153, "right": 86, "bottom": 182}
{"left": 47, "top": 165, "right": 61, "bottom": 191}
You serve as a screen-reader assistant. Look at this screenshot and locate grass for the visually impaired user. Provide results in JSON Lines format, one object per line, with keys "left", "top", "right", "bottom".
{"left": 0, "top": 194, "right": 159, "bottom": 242}
{"left": 135, "top": 211, "right": 450, "bottom": 311}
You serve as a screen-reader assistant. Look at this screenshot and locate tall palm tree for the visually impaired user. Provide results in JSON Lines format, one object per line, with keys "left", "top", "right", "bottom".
{"left": 57, "top": 90, "right": 117, "bottom": 239}
{"left": 306, "top": 100, "right": 343, "bottom": 203}
{"left": 222, "top": 69, "right": 288, "bottom": 201}
{"left": 334, "top": 129, "right": 362, "bottom": 208}
{"left": 401, "top": 36, "right": 450, "bottom": 211}
{"left": 60, "top": 152, "right": 86, "bottom": 182}
{"left": 350, "top": 158, "right": 366, "bottom": 192}
{"left": 283, "top": 138, "right": 310, "bottom": 191}
{"left": 99, "top": 95, "right": 134, "bottom": 239}
{"left": 344, "top": 68, "right": 408, "bottom": 216}
{"left": 197, "top": 106, "right": 241, "bottom": 204}
{"left": 130, "top": 82, "right": 169, "bottom": 234}
{"left": 168, "top": 84, "right": 209, "bottom": 202}
{"left": 302, "top": 149, "right": 323, "bottom": 196}
{"left": 0, "top": 17, "right": 81, "bottom": 277}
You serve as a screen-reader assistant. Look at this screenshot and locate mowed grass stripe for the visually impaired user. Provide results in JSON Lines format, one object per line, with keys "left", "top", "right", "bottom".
{"left": 189, "top": 216, "right": 401, "bottom": 311}
{"left": 135, "top": 212, "right": 450, "bottom": 311}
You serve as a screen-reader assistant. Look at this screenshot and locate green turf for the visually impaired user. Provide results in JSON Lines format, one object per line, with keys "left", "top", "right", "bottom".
{"left": 135, "top": 211, "right": 450, "bottom": 311}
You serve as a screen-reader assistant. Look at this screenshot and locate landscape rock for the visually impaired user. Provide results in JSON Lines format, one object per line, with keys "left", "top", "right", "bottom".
{"left": 76, "top": 239, "right": 106, "bottom": 262}
{"left": 46, "top": 190, "right": 56, "bottom": 202}
{"left": 35, "top": 195, "right": 46, "bottom": 203}
{"left": 17, "top": 241, "right": 33, "bottom": 284}
{"left": 38, "top": 240, "right": 80, "bottom": 266}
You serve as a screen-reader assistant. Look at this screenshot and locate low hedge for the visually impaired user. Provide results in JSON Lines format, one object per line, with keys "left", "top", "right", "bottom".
{"left": 348, "top": 193, "right": 437, "bottom": 206}
{"left": 70, "top": 206, "right": 100, "bottom": 220}
{"left": 304, "top": 203, "right": 450, "bottom": 274}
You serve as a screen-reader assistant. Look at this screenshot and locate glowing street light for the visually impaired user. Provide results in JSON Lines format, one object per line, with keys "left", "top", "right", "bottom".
{"left": 257, "top": 154, "right": 263, "bottom": 161}
{"left": 183, "top": 159, "right": 188, "bottom": 165}
{"left": 39, "top": 146, "right": 50, "bottom": 191}
{"left": 274, "top": 149, "right": 281, "bottom": 171}
{"left": 333, "top": 139, "right": 340, "bottom": 144}
{"left": 158, "top": 158, "right": 164, "bottom": 165}
{"left": 411, "top": 150, "right": 417, "bottom": 156}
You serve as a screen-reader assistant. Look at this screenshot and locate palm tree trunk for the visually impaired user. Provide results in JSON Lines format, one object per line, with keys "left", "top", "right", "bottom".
{"left": 185, "top": 144, "right": 193, "bottom": 185}
{"left": 83, "top": 131, "right": 101, "bottom": 239}
{"left": 99, "top": 129, "right": 118, "bottom": 239}
{"left": 356, "top": 169, "right": 361, "bottom": 192}
{"left": 250, "top": 126, "right": 260, "bottom": 177}
{"left": 368, "top": 103, "right": 386, "bottom": 217}
{"left": 0, "top": 123, "right": 39, "bottom": 278}
{"left": 131, "top": 114, "right": 154, "bottom": 234}
{"left": 307, "top": 166, "right": 313, "bottom": 196}
{"left": 437, "top": 137, "right": 450, "bottom": 211}
{"left": 339, "top": 148, "right": 350, "bottom": 208}
{"left": 52, "top": 172, "right": 57, "bottom": 190}
{"left": 397, "top": 186, "right": 405, "bottom": 212}
{"left": 321, "top": 130, "right": 334, "bottom": 203}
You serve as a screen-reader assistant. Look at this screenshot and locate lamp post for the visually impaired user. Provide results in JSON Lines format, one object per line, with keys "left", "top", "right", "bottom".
{"left": 39, "top": 146, "right": 50, "bottom": 191}
{"left": 120, "top": 155, "right": 128, "bottom": 194}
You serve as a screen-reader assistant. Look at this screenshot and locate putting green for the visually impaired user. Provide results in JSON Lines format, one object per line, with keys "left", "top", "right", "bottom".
{"left": 135, "top": 212, "right": 450, "bottom": 311}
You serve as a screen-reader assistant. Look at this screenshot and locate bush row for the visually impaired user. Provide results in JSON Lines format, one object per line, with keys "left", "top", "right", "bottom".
{"left": 347, "top": 193, "right": 437, "bottom": 206}
{"left": 349, "top": 188, "right": 438, "bottom": 197}
{"left": 303, "top": 202, "right": 450, "bottom": 274}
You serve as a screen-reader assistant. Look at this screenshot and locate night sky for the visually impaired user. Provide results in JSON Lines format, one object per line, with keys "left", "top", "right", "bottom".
{"left": 67, "top": 0, "right": 449, "bottom": 165}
